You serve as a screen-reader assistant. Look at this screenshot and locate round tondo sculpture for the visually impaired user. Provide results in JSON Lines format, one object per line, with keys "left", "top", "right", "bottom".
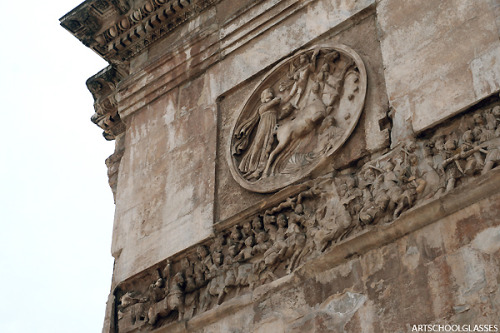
{"left": 228, "top": 45, "right": 367, "bottom": 193}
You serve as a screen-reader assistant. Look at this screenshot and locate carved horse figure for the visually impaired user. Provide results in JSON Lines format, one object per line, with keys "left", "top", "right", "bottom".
{"left": 263, "top": 82, "right": 328, "bottom": 176}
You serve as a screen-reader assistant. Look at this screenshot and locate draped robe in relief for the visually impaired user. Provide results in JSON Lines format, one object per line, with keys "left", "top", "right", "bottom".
{"left": 238, "top": 97, "right": 281, "bottom": 178}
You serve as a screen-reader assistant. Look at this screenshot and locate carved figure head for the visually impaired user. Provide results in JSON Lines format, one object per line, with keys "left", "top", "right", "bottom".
{"left": 212, "top": 251, "right": 223, "bottom": 265}
{"left": 228, "top": 245, "right": 238, "bottom": 257}
{"left": 277, "top": 214, "right": 287, "bottom": 228}
{"left": 462, "top": 130, "right": 474, "bottom": 143}
{"left": 242, "top": 221, "right": 252, "bottom": 235}
{"left": 181, "top": 257, "right": 191, "bottom": 271}
{"left": 409, "top": 154, "right": 418, "bottom": 166}
{"left": 434, "top": 136, "right": 445, "bottom": 151}
{"left": 213, "top": 234, "right": 225, "bottom": 249}
{"left": 444, "top": 138, "right": 457, "bottom": 151}
{"left": 492, "top": 106, "right": 500, "bottom": 117}
{"left": 260, "top": 88, "right": 274, "bottom": 103}
{"left": 154, "top": 278, "right": 164, "bottom": 288}
{"left": 294, "top": 204, "right": 304, "bottom": 215}
{"left": 384, "top": 161, "right": 395, "bottom": 171}
{"left": 345, "top": 176, "right": 356, "bottom": 188}
{"left": 311, "top": 82, "right": 321, "bottom": 94}
{"left": 252, "top": 216, "right": 263, "bottom": 230}
{"left": 296, "top": 233, "right": 306, "bottom": 247}
{"left": 196, "top": 245, "right": 208, "bottom": 259}
{"left": 255, "top": 231, "right": 267, "bottom": 244}
{"left": 472, "top": 128, "right": 482, "bottom": 140}
{"left": 473, "top": 113, "right": 485, "bottom": 125}
{"left": 263, "top": 214, "right": 276, "bottom": 227}
{"left": 244, "top": 236, "right": 254, "bottom": 247}
{"left": 230, "top": 225, "right": 242, "bottom": 240}
{"left": 173, "top": 272, "right": 185, "bottom": 285}
{"left": 423, "top": 143, "right": 433, "bottom": 158}
{"left": 363, "top": 169, "right": 375, "bottom": 182}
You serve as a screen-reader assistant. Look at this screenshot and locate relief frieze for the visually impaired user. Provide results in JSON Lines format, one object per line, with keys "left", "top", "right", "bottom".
{"left": 114, "top": 102, "right": 500, "bottom": 332}
{"left": 228, "top": 45, "right": 367, "bottom": 193}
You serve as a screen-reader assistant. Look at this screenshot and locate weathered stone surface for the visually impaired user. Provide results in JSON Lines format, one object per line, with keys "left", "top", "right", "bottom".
{"left": 138, "top": 180, "right": 500, "bottom": 332}
{"left": 111, "top": 83, "right": 216, "bottom": 282}
{"left": 377, "top": 0, "right": 500, "bottom": 136}
{"left": 216, "top": 12, "right": 389, "bottom": 221}
{"left": 60, "top": 0, "right": 500, "bottom": 332}
{"left": 110, "top": 98, "right": 500, "bottom": 332}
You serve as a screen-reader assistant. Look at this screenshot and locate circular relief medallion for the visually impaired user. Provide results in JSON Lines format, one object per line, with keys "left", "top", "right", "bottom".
{"left": 228, "top": 45, "right": 367, "bottom": 193}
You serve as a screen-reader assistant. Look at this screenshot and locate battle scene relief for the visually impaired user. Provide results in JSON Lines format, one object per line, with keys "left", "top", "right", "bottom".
{"left": 116, "top": 99, "right": 500, "bottom": 332}
{"left": 229, "top": 45, "right": 367, "bottom": 193}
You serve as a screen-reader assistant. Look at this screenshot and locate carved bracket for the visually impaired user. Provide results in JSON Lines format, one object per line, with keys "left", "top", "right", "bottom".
{"left": 87, "top": 66, "right": 125, "bottom": 140}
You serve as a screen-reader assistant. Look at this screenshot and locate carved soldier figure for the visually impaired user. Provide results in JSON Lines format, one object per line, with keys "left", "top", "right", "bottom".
{"left": 220, "top": 245, "right": 239, "bottom": 300}
{"left": 241, "top": 221, "right": 253, "bottom": 239}
{"left": 251, "top": 216, "right": 264, "bottom": 233}
{"left": 339, "top": 176, "right": 363, "bottom": 220}
{"left": 491, "top": 106, "right": 500, "bottom": 136}
{"left": 235, "top": 236, "right": 255, "bottom": 262}
{"left": 285, "top": 217, "right": 307, "bottom": 273}
{"left": 196, "top": 245, "right": 217, "bottom": 312}
{"left": 482, "top": 139, "right": 500, "bottom": 174}
{"left": 146, "top": 277, "right": 167, "bottom": 325}
{"left": 211, "top": 234, "right": 225, "bottom": 254}
{"left": 253, "top": 231, "right": 269, "bottom": 255}
{"left": 166, "top": 271, "right": 185, "bottom": 321}
{"left": 441, "top": 136, "right": 462, "bottom": 193}
{"left": 180, "top": 257, "right": 198, "bottom": 320}
{"left": 300, "top": 217, "right": 321, "bottom": 260}
{"left": 474, "top": 113, "right": 495, "bottom": 143}
{"left": 263, "top": 214, "right": 278, "bottom": 243}
{"left": 258, "top": 214, "right": 288, "bottom": 281}
{"left": 458, "top": 130, "right": 484, "bottom": 175}
{"left": 227, "top": 225, "right": 243, "bottom": 252}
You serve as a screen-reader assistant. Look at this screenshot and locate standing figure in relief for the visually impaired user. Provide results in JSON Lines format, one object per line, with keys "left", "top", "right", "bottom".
{"left": 482, "top": 140, "right": 500, "bottom": 174}
{"left": 283, "top": 49, "right": 320, "bottom": 107}
{"left": 237, "top": 88, "right": 281, "bottom": 180}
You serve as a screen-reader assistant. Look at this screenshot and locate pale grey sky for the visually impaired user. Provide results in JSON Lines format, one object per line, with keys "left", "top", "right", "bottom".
{"left": 0, "top": 1, "right": 116, "bottom": 332}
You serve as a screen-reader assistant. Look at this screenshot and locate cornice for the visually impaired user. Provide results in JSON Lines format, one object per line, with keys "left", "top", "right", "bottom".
{"left": 60, "top": 0, "right": 221, "bottom": 64}
{"left": 61, "top": 0, "right": 375, "bottom": 140}
{"left": 115, "top": 0, "right": 375, "bottom": 119}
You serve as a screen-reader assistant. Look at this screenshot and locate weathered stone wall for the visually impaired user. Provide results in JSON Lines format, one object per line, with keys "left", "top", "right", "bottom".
{"left": 377, "top": 0, "right": 500, "bottom": 136}
{"left": 110, "top": 0, "right": 384, "bottom": 285}
{"left": 60, "top": 0, "right": 500, "bottom": 332}
{"left": 150, "top": 176, "right": 500, "bottom": 332}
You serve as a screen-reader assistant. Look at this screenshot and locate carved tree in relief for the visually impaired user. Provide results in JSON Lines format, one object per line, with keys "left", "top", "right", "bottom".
{"left": 229, "top": 45, "right": 367, "bottom": 193}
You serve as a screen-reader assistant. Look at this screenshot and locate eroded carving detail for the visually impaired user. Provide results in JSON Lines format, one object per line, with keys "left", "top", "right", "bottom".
{"left": 229, "top": 46, "right": 367, "bottom": 193}
{"left": 87, "top": 66, "right": 125, "bottom": 140}
{"left": 61, "top": 0, "right": 221, "bottom": 63}
{"left": 115, "top": 103, "right": 500, "bottom": 332}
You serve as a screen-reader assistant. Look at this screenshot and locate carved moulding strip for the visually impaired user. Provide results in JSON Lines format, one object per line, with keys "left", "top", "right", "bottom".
{"left": 112, "top": 101, "right": 500, "bottom": 333}
{"left": 228, "top": 45, "right": 367, "bottom": 193}
{"left": 60, "top": 0, "right": 222, "bottom": 63}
